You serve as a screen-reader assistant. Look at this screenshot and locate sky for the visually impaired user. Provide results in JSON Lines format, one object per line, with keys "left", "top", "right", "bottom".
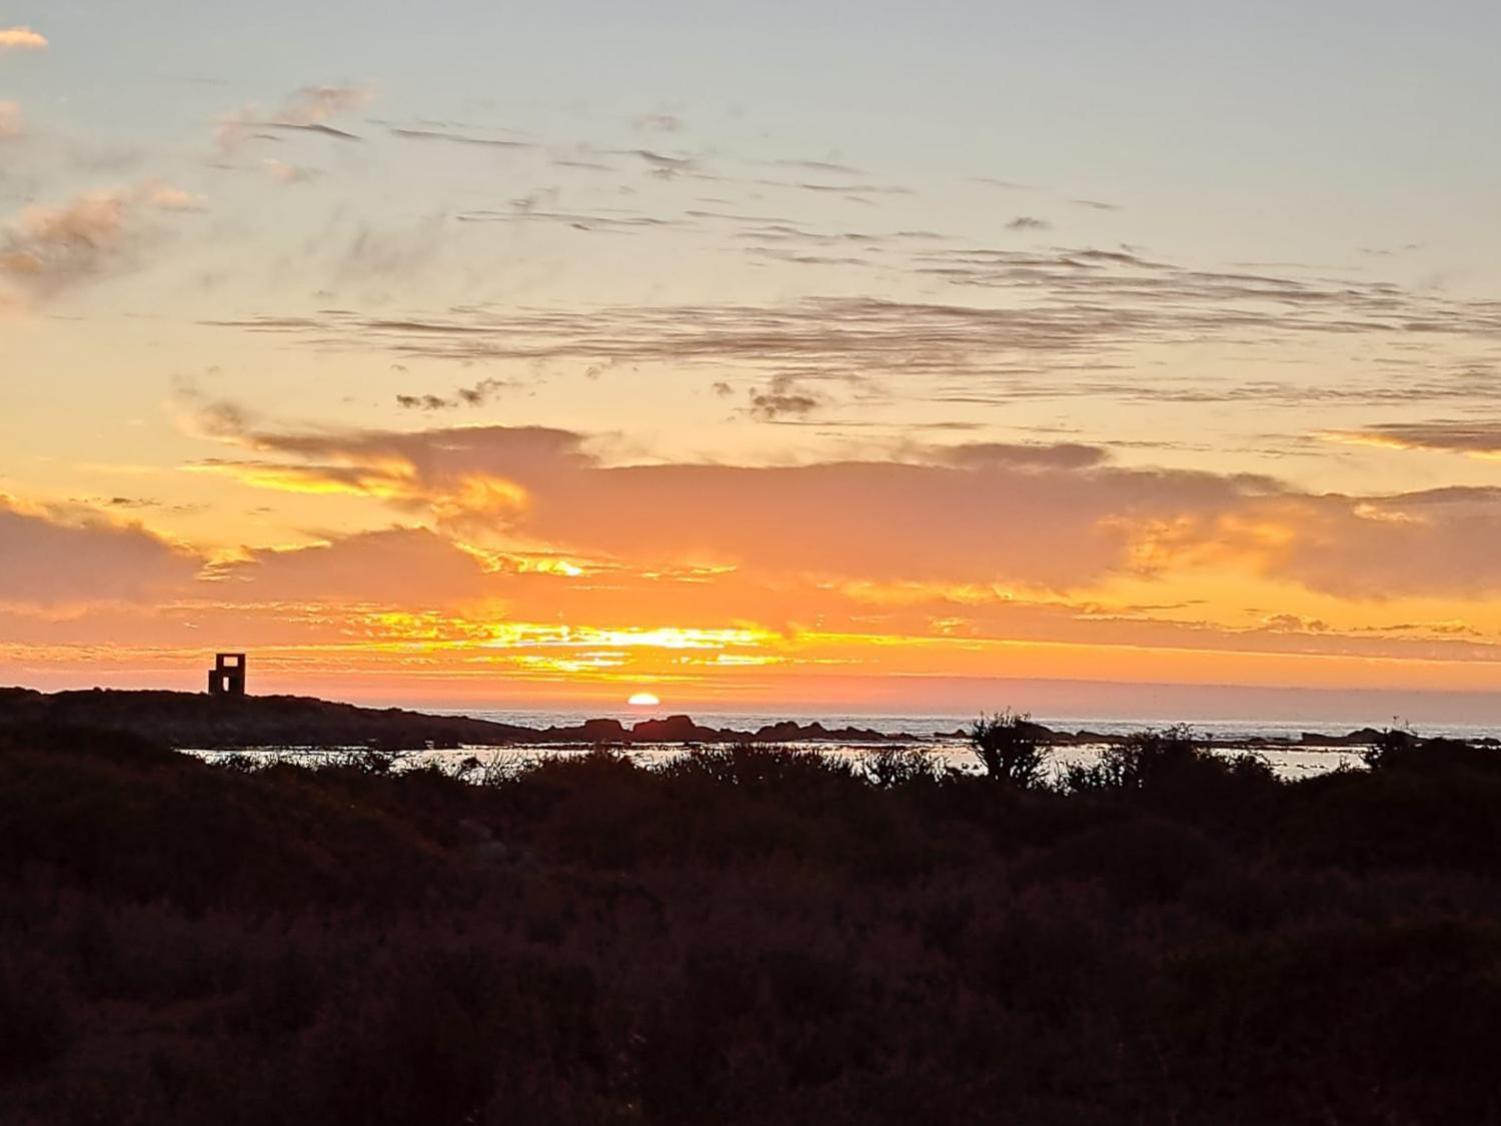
{"left": 4, "top": 1, "right": 1501, "bottom": 718}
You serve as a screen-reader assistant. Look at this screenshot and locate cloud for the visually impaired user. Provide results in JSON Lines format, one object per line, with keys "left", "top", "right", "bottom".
{"left": 180, "top": 404, "right": 1501, "bottom": 599}
{"left": 217, "top": 85, "right": 373, "bottom": 152}
{"left": 208, "top": 527, "right": 492, "bottom": 604}
{"left": 388, "top": 126, "right": 534, "bottom": 149}
{"left": 1323, "top": 421, "right": 1501, "bottom": 460}
{"left": 770, "top": 158, "right": 866, "bottom": 175}
{"left": 143, "top": 182, "right": 206, "bottom": 211}
{"left": 1006, "top": 216, "right": 1051, "bottom": 232}
{"left": 456, "top": 206, "right": 688, "bottom": 234}
{"left": 396, "top": 378, "right": 511, "bottom": 411}
{"left": 972, "top": 177, "right": 1039, "bottom": 191}
{"left": 1238, "top": 488, "right": 1501, "bottom": 598}
{"left": 0, "top": 26, "right": 46, "bottom": 51}
{"left": 262, "top": 158, "right": 315, "bottom": 184}
{"left": 203, "top": 246, "right": 1501, "bottom": 411}
{"left": 0, "top": 496, "right": 199, "bottom": 605}
{"left": 551, "top": 157, "right": 617, "bottom": 172}
{"left": 0, "top": 101, "right": 22, "bottom": 140}
{"left": 938, "top": 442, "right": 1109, "bottom": 471}
{"left": 281, "top": 85, "right": 373, "bottom": 125}
{"left": 747, "top": 374, "right": 824, "bottom": 421}
{"left": 614, "top": 148, "right": 696, "bottom": 171}
{"left": 756, "top": 179, "right": 913, "bottom": 197}
{"left": 632, "top": 114, "right": 683, "bottom": 133}
{"left": 179, "top": 408, "right": 1272, "bottom": 588}
{"left": 0, "top": 181, "right": 203, "bottom": 302}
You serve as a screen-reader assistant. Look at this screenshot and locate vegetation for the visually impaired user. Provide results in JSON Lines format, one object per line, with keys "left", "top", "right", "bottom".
{"left": 967, "top": 708, "right": 1050, "bottom": 788}
{"left": 3, "top": 720, "right": 1501, "bottom": 1123}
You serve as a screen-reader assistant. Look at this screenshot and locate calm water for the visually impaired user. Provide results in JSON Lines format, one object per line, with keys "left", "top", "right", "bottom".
{"left": 186, "top": 707, "right": 1501, "bottom": 781}
{"left": 188, "top": 704, "right": 1450, "bottom": 781}
{"left": 440, "top": 707, "right": 1500, "bottom": 745}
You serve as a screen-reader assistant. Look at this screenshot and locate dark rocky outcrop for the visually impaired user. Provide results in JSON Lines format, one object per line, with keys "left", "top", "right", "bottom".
{"left": 0, "top": 689, "right": 915, "bottom": 750}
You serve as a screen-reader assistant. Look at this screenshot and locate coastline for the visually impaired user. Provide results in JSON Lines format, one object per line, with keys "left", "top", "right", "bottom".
{"left": 1, "top": 684, "right": 1478, "bottom": 752}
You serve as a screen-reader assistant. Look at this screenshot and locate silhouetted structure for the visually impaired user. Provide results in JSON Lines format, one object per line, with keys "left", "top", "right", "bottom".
{"left": 207, "top": 653, "right": 246, "bottom": 697}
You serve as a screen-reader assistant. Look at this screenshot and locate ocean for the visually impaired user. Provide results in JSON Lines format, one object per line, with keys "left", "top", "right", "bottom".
{"left": 186, "top": 706, "right": 1482, "bottom": 781}
{"left": 440, "top": 707, "right": 1496, "bottom": 745}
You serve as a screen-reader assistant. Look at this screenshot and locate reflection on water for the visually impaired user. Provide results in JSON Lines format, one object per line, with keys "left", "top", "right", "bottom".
{"left": 188, "top": 737, "right": 1368, "bottom": 782}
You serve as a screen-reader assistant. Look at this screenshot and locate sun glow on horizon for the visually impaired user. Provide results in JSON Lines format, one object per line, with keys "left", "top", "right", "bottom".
{"left": 628, "top": 692, "right": 661, "bottom": 707}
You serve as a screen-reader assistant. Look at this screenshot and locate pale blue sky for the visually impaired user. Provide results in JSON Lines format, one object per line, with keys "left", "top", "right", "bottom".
{"left": 9, "top": 0, "right": 1500, "bottom": 272}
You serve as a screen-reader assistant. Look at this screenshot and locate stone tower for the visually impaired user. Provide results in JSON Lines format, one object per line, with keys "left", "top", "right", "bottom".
{"left": 207, "top": 653, "right": 246, "bottom": 696}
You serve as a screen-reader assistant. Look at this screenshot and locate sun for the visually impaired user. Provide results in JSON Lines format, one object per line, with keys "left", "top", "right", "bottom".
{"left": 627, "top": 692, "right": 661, "bottom": 708}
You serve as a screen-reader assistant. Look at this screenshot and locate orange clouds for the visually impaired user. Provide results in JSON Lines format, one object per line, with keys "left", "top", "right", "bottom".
{"left": 174, "top": 405, "right": 1501, "bottom": 609}
{"left": 5, "top": 478, "right": 1501, "bottom": 703}
{"left": 0, "top": 496, "right": 199, "bottom": 605}
{"left": 8, "top": 404, "right": 1501, "bottom": 702}
{"left": 1323, "top": 422, "right": 1501, "bottom": 462}
{"left": 182, "top": 408, "right": 1275, "bottom": 588}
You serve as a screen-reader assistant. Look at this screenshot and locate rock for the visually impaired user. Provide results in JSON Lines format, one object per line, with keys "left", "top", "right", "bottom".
{"left": 631, "top": 714, "right": 716, "bottom": 742}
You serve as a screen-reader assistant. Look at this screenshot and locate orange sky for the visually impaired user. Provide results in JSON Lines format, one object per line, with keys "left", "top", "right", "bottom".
{"left": 5, "top": 7, "right": 1501, "bottom": 719}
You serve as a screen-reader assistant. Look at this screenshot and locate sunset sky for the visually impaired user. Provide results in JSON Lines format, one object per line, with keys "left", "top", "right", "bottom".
{"left": 4, "top": 2, "right": 1501, "bottom": 718}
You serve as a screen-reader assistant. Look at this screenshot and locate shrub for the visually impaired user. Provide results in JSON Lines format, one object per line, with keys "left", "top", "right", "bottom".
{"left": 1064, "top": 724, "right": 1201, "bottom": 792}
{"left": 1361, "top": 726, "right": 1416, "bottom": 770}
{"left": 967, "top": 710, "right": 1049, "bottom": 788}
{"left": 863, "top": 745, "right": 940, "bottom": 788}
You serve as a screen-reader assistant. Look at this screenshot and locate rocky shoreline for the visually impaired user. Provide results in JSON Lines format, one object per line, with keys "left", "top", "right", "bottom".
{"left": 0, "top": 686, "right": 1470, "bottom": 752}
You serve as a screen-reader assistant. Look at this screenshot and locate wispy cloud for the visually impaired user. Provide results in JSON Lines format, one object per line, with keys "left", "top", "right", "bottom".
{"left": 388, "top": 126, "right": 535, "bottom": 149}
{"left": 0, "top": 181, "right": 204, "bottom": 302}
{"left": 281, "top": 85, "right": 373, "bottom": 125}
{"left": 631, "top": 113, "right": 683, "bottom": 133}
{"left": 768, "top": 157, "right": 866, "bottom": 175}
{"left": 202, "top": 244, "right": 1501, "bottom": 410}
{"left": 1323, "top": 420, "right": 1501, "bottom": 460}
{"left": 747, "top": 375, "right": 825, "bottom": 421}
{"left": 262, "top": 158, "right": 315, "bottom": 184}
{"left": 396, "top": 378, "right": 512, "bottom": 411}
{"left": 217, "top": 84, "right": 373, "bottom": 152}
{"left": 972, "top": 176, "right": 1038, "bottom": 191}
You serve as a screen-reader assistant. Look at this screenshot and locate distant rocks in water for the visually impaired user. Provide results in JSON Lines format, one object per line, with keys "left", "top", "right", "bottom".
{"left": 753, "top": 719, "right": 894, "bottom": 742}
{"left": 536, "top": 714, "right": 900, "bottom": 745}
{"left": 572, "top": 718, "right": 630, "bottom": 742}
{"left": 0, "top": 689, "right": 914, "bottom": 751}
{"left": 1298, "top": 727, "right": 1386, "bottom": 747}
{"left": 937, "top": 720, "right": 1102, "bottom": 746}
{"left": 0, "top": 686, "right": 1444, "bottom": 752}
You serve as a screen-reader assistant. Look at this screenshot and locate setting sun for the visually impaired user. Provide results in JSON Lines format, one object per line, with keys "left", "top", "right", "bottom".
{"left": 628, "top": 692, "right": 661, "bottom": 708}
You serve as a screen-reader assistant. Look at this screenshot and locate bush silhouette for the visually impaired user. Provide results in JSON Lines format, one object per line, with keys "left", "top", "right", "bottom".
{"left": 3, "top": 719, "right": 1501, "bottom": 1124}
{"left": 967, "top": 709, "right": 1049, "bottom": 788}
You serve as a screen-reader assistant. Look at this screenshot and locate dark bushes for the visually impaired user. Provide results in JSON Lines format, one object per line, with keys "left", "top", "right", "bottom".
{"left": 4, "top": 725, "right": 1501, "bottom": 1124}
{"left": 967, "top": 709, "right": 1049, "bottom": 788}
{"left": 0, "top": 951, "right": 72, "bottom": 1080}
